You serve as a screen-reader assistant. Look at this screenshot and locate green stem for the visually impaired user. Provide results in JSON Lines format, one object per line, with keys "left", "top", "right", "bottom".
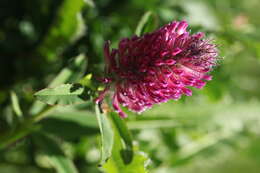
{"left": 30, "top": 105, "right": 57, "bottom": 122}
{"left": 0, "top": 105, "right": 57, "bottom": 150}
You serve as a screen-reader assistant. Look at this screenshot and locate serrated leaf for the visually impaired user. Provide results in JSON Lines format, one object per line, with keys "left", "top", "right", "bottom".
{"left": 30, "top": 54, "right": 87, "bottom": 115}
{"left": 33, "top": 133, "right": 78, "bottom": 173}
{"left": 10, "top": 91, "right": 23, "bottom": 118}
{"left": 35, "top": 84, "right": 90, "bottom": 105}
{"left": 95, "top": 105, "right": 114, "bottom": 165}
{"left": 135, "top": 11, "right": 158, "bottom": 36}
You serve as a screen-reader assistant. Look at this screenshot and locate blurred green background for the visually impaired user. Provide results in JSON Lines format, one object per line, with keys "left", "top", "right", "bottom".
{"left": 1, "top": 0, "right": 260, "bottom": 172}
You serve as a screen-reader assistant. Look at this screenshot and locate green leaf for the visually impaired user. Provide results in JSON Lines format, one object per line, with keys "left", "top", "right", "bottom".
{"left": 135, "top": 11, "right": 158, "bottom": 36}
{"left": 95, "top": 105, "right": 114, "bottom": 165}
{"left": 40, "top": 110, "right": 98, "bottom": 140}
{"left": 110, "top": 112, "right": 133, "bottom": 163}
{"left": 38, "top": 0, "right": 86, "bottom": 60}
{"left": 35, "top": 83, "right": 90, "bottom": 105}
{"left": 33, "top": 133, "right": 78, "bottom": 173}
{"left": 103, "top": 150, "right": 149, "bottom": 173}
{"left": 49, "top": 54, "right": 87, "bottom": 88}
{"left": 10, "top": 91, "right": 23, "bottom": 118}
{"left": 102, "top": 112, "right": 149, "bottom": 173}
{"left": 79, "top": 73, "right": 95, "bottom": 90}
{"left": 30, "top": 54, "right": 87, "bottom": 115}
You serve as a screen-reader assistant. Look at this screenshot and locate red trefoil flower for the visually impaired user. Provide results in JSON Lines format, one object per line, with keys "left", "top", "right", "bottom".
{"left": 95, "top": 20, "right": 218, "bottom": 118}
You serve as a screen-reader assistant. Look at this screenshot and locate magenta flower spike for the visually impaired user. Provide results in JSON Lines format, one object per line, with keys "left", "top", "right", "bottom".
{"left": 95, "top": 20, "right": 218, "bottom": 118}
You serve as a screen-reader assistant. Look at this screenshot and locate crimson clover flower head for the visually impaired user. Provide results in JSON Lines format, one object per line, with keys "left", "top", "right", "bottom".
{"left": 96, "top": 20, "right": 218, "bottom": 118}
